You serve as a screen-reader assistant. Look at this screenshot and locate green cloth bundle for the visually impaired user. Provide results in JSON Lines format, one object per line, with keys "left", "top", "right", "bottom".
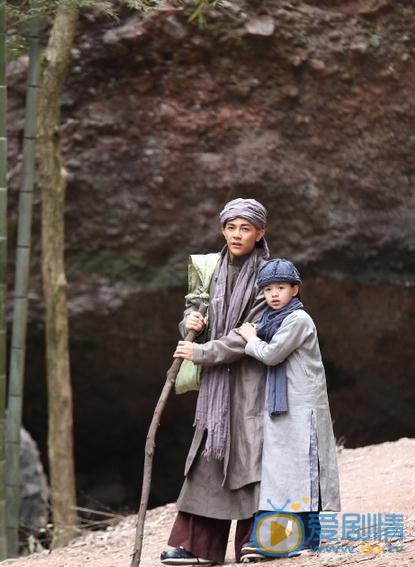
{"left": 175, "top": 253, "right": 220, "bottom": 394}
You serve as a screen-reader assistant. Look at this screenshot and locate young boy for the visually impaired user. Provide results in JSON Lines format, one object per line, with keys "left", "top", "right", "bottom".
{"left": 239, "top": 258, "right": 340, "bottom": 562}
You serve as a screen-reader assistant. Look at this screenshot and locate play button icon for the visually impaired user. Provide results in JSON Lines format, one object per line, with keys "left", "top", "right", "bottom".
{"left": 271, "top": 518, "right": 292, "bottom": 546}
{"left": 253, "top": 512, "right": 304, "bottom": 556}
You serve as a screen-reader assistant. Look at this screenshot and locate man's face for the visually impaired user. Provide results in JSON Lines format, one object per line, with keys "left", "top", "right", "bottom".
{"left": 222, "top": 218, "right": 265, "bottom": 258}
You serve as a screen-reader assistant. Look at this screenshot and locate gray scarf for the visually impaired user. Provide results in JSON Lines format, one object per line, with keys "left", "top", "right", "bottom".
{"left": 194, "top": 248, "right": 261, "bottom": 460}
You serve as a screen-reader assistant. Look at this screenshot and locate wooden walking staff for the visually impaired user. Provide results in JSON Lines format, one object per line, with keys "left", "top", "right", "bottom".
{"left": 130, "top": 303, "right": 208, "bottom": 567}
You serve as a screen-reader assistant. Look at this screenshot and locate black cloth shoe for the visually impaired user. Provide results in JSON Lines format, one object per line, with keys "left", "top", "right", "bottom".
{"left": 160, "top": 547, "right": 217, "bottom": 565}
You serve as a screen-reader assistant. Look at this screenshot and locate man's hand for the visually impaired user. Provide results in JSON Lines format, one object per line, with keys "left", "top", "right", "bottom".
{"left": 239, "top": 322, "right": 257, "bottom": 342}
{"left": 174, "top": 341, "right": 195, "bottom": 361}
{"left": 185, "top": 311, "right": 207, "bottom": 333}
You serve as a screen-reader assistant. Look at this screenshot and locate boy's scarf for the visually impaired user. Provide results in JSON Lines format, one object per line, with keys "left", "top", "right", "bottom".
{"left": 256, "top": 297, "right": 304, "bottom": 416}
{"left": 194, "top": 248, "right": 261, "bottom": 460}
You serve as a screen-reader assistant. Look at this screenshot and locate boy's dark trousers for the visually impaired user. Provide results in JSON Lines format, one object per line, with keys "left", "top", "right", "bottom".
{"left": 168, "top": 511, "right": 254, "bottom": 563}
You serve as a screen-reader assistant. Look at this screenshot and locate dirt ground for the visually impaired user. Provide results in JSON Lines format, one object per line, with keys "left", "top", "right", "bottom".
{"left": 2, "top": 438, "right": 414, "bottom": 567}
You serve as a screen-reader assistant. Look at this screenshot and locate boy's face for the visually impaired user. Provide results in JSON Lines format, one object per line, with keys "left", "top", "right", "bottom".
{"left": 263, "top": 282, "right": 299, "bottom": 310}
{"left": 222, "top": 218, "right": 265, "bottom": 259}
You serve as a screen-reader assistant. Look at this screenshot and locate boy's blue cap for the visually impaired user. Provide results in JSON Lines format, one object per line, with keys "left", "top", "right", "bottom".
{"left": 257, "top": 258, "right": 301, "bottom": 288}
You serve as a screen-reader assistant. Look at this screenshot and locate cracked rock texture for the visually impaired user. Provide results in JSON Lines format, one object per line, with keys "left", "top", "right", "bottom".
{"left": 6, "top": 0, "right": 415, "bottom": 510}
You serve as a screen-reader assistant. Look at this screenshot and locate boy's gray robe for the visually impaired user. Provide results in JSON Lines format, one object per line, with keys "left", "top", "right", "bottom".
{"left": 245, "top": 309, "right": 341, "bottom": 512}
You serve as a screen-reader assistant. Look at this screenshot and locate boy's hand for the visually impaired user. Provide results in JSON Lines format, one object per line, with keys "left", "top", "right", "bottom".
{"left": 239, "top": 322, "right": 257, "bottom": 341}
{"left": 185, "top": 311, "right": 207, "bottom": 333}
{"left": 174, "top": 341, "right": 194, "bottom": 361}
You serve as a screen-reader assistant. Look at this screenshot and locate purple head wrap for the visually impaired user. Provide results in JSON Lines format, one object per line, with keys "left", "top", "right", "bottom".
{"left": 219, "top": 197, "right": 267, "bottom": 229}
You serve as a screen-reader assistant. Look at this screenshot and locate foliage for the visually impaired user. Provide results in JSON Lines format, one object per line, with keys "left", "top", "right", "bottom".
{"left": 7, "top": 0, "right": 117, "bottom": 58}
{"left": 180, "top": 0, "right": 229, "bottom": 27}
{"left": 6, "top": 0, "right": 231, "bottom": 56}
{"left": 125, "top": 0, "right": 230, "bottom": 25}
{"left": 6, "top": 0, "right": 229, "bottom": 23}
{"left": 6, "top": 0, "right": 230, "bottom": 47}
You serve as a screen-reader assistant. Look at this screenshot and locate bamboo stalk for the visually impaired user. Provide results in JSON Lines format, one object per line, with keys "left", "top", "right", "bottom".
{"left": 130, "top": 303, "right": 207, "bottom": 567}
{"left": 0, "top": 0, "right": 7, "bottom": 559}
{"left": 6, "top": 1, "right": 42, "bottom": 556}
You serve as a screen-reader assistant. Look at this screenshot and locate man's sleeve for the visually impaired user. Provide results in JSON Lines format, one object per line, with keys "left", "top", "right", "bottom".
{"left": 192, "top": 290, "right": 267, "bottom": 366}
{"left": 178, "top": 302, "right": 196, "bottom": 339}
{"left": 178, "top": 300, "right": 206, "bottom": 340}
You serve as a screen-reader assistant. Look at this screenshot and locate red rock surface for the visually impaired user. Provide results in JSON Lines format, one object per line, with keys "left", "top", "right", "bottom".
{"left": 5, "top": 0, "right": 415, "bottom": 510}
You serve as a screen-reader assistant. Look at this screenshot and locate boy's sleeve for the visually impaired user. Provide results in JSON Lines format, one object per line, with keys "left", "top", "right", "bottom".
{"left": 245, "top": 312, "right": 314, "bottom": 366}
{"left": 192, "top": 291, "right": 267, "bottom": 366}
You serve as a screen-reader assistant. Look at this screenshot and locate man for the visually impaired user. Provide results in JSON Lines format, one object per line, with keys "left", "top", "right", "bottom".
{"left": 161, "top": 198, "right": 270, "bottom": 566}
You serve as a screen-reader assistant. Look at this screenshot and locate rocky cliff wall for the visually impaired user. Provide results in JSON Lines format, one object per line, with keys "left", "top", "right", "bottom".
{"left": 7, "top": 0, "right": 415, "bottom": 510}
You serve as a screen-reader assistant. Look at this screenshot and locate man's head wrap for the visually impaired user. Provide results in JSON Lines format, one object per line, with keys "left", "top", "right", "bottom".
{"left": 257, "top": 258, "right": 301, "bottom": 289}
{"left": 219, "top": 198, "right": 267, "bottom": 229}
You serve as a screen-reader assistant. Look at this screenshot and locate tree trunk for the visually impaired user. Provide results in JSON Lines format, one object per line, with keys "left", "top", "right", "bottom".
{"left": 0, "top": 0, "right": 7, "bottom": 559}
{"left": 6, "top": 1, "right": 42, "bottom": 556}
{"left": 37, "top": 2, "right": 80, "bottom": 548}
